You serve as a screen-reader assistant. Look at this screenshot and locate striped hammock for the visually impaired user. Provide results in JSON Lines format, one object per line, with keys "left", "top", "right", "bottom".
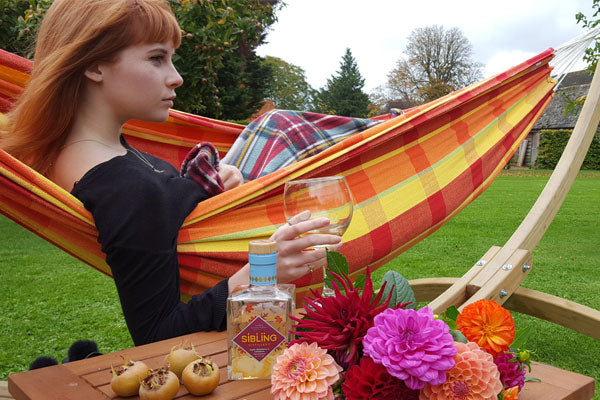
{"left": 0, "top": 48, "right": 556, "bottom": 302}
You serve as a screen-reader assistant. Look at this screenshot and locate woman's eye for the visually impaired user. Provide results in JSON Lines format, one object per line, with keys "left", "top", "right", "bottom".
{"left": 150, "top": 55, "right": 164, "bottom": 63}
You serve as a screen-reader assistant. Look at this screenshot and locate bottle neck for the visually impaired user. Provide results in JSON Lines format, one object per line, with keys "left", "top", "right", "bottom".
{"left": 249, "top": 252, "right": 277, "bottom": 286}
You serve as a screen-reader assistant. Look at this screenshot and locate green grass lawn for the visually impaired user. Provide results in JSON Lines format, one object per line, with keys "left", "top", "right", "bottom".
{"left": 374, "top": 170, "right": 600, "bottom": 398}
{"left": 1, "top": 170, "right": 598, "bottom": 397}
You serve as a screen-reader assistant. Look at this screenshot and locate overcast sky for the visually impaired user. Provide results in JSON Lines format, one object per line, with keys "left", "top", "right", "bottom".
{"left": 256, "top": 0, "right": 596, "bottom": 92}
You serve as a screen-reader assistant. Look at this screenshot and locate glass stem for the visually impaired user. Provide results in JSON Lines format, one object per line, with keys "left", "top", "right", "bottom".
{"left": 322, "top": 266, "right": 335, "bottom": 297}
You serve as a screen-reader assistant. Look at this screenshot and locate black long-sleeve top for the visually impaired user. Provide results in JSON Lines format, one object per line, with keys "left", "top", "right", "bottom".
{"left": 72, "top": 137, "right": 228, "bottom": 345}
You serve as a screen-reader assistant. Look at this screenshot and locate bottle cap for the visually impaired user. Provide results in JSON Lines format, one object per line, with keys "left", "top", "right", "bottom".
{"left": 248, "top": 240, "right": 277, "bottom": 286}
{"left": 249, "top": 240, "right": 277, "bottom": 255}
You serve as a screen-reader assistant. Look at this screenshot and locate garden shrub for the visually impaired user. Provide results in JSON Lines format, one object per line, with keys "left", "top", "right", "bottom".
{"left": 537, "top": 129, "right": 600, "bottom": 170}
{"left": 0, "top": 0, "right": 51, "bottom": 59}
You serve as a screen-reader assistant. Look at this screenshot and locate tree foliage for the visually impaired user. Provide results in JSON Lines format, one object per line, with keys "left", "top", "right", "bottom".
{"left": 0, "top": 0, "right": 282, "bottom": 120}
{"left": 315, "top": 48, "right": 371, "bottom": 118}
{"left": 168, "top": 0, "right": 282, "bottom": 119}
{"left": 0, "top": 0, "right": 52, "bottom": 59}
{"left": 262, "top": 56, "right": 316, "bottom": 111}
{"left": 387, "top": 25, "right": 483, "bottom": 105}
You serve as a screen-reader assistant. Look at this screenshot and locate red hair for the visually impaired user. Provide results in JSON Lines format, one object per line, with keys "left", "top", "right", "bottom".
{"left": 0, "top": 0, "right": 181, "bottom": 175}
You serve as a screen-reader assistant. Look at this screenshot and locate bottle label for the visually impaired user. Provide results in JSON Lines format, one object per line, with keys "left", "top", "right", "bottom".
{"left": 232, "top": 316, "right": 286, "bottom": 362}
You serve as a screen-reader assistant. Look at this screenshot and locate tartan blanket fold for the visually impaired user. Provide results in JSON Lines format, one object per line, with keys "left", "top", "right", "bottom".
{"left": 180, "top": 142, "right": 224, "bottom": 197}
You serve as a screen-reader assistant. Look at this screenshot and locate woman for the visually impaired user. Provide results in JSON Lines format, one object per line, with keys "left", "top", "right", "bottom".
{"left": 0, "top": 0, "right": 340, "bottom": 345}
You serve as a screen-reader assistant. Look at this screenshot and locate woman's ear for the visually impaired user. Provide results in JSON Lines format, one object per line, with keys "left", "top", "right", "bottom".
{"left": 84, "top": 64, "right": 103, "bottom": 83}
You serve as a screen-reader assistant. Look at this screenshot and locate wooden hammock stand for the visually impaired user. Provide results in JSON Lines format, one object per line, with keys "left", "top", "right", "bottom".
{"left": 410, "top": 66, "right": 600, "bottom": 340}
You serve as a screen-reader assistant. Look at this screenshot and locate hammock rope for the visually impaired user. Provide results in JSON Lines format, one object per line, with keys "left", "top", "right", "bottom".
{"left": 550, "top": 25, "right": 600, "bottom": 88}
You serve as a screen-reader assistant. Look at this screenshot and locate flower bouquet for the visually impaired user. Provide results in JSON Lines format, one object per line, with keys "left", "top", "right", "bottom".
{"left": 271, "top": 252, "right": 536, "bottom": 400}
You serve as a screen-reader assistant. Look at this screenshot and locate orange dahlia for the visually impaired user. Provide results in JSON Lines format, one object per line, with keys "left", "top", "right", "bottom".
{"left": 420, "top": 341, "right": 503, "bottom": 400}
{"left": 456, "top": 300, "right": 515, "bottom": 357}
{"left": 500, "top": 386, "right": 519, "bottom": 400}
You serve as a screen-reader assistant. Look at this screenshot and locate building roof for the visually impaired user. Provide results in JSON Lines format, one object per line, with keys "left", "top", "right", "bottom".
{"left": 533, "top": 70, "right": 592, "bottom": 130}
{"left": 556, "top": 69, "right": 592, "bottom": 88}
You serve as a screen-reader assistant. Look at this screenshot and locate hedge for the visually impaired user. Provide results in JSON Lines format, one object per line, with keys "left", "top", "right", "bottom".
{"left": 536, "top": 129, "right": 600, "bottom": 170}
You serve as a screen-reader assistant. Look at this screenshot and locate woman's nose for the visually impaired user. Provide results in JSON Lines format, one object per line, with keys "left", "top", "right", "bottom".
{"left": 167, "top": 63, "right": 183, "bottom": 88}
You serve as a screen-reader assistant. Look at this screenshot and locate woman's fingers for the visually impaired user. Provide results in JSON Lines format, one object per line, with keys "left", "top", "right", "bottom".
{"left": 224, "top": 168, "right": 243, "bottom": 189}
{"left": 277, "top": 241, "right": 340, "bottom": 269}
{"left": 285, "top": 234, "right": 341, "bottom": 255}
{"left": 273, "top": 215, "right": 332, "bottom": 241}
{"left": 219, "top": 164, "right": 244, "bottom": 190}
{"left": 287, "top": 210, "right": 311, "bottom": 225}
{"left": 276, "top": 250, "right": 327, "bottom": 277}
{"left": 271, "top": 211, "right": 344, "bottom": 281}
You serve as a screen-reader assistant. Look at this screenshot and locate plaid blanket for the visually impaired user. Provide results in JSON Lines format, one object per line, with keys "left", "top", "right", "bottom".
{"left": 222, "top": 110, "right": 382, "bottom": 180}
{"left": 180, "top": 142, "right": 224, "bottom": 197}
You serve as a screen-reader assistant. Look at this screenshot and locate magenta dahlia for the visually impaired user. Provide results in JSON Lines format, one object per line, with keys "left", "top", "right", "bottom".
{"left": 494, "top": 352, "right": 526, "bottom": 391}
{"left": 362, "top": 306, "right": 456, "bottom": 390}
{"left": 342, "top": 356, "right": 419, "bottom": 400}
{"left": 291, "top": 268, "right": 393, "bottom": 369}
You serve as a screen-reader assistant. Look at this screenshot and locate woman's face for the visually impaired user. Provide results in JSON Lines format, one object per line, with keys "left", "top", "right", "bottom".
{"left": 96, "top": 41, "right": 183, "bottom": 123}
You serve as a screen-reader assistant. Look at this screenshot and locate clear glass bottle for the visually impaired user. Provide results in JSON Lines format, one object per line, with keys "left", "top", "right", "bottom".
{"left": 227, "top": 240, "right": 293, "bottom": 380}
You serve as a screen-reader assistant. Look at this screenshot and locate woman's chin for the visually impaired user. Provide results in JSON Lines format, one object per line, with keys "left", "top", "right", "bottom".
{"left": 141, "top": 111, "right": 171, "bottom": 123}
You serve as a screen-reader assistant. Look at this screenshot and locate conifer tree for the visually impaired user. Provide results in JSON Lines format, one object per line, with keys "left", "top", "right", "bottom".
{"left": 315, "top": 48, "right": 371, "bottom": 117}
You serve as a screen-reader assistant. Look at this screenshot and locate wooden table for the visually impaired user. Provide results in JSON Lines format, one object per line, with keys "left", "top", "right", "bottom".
{"left": 8, "top": 330, "right": 596, "bottom": 400}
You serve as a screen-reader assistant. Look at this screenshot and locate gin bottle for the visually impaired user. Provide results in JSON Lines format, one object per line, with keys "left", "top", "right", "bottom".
{"left": 227, "top": 240, "right": 293, "bottom": 380}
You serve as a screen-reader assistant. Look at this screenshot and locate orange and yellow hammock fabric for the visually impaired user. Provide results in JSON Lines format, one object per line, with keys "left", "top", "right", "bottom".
{"left": 0, "top": 48, "right": 556, "bottom": 302}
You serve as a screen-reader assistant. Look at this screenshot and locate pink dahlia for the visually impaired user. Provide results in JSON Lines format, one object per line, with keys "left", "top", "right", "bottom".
{"left": 494, "top": 352, "right": 526, "bottom": 391}
{"left": 271, "top": 342, "right": 342, "bottom": 400}
{"left": 342, "top": 356, "right": 419, "bottom": 400}
{"left": 291, "top": 268, "right": 393, "bottom": 369}
{"left": 362, "top": 306, "right": 456, "bottom": 390}
{"left": 420, "top": 341, "right": 503, "bottom": 400}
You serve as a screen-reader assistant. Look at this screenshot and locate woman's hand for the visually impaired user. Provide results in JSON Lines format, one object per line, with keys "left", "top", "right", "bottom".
{"left": 269, "top": 211, "right": 342, "bottom": 283}
{"left": 227, "top": 211, "right": 341, "bottom": 293}
{"left": 218, "top": 163, "right": 244, "bottom": 191}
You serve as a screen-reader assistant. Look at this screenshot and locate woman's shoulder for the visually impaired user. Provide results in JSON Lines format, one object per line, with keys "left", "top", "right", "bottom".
{"left": 50, "top": 141, "right": 128, "bottom": 192}
{"left": 71, "top": 149, "right": 178, "bottom": 197}
{"left": 69, "top": 147, "right": 201, "bottom": 251}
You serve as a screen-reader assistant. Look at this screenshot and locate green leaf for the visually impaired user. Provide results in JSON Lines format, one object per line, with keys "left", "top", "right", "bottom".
{"left": 510, "top": 326, "right": 531, "bottom": 350}
{"left": 326, "top": 250, "right": 349, "bottom": 276}
{"left": 524, "top": 377, "right": 541, "bottom": 383}
{"left": 380, "top": 270, "right": 416, "bottom": 309}
{"left": 324, "top": 250, "right": 350, "bottom": 292}
{"left": 354, "top": 274, "right": 366, "bottom": 291}
{"left": 450, "top": 329, "right": 468, "bottom": 343}
{"left": 438, "top": 305, "right": 459, "bottom": 329}
{"left": 445, "top": 305, "right": 460, "bottom": 322}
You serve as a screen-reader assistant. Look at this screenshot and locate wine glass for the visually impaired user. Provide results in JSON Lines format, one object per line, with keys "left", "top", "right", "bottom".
{"left": 283, "top": 176, "right": 353, "bottom": 296}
